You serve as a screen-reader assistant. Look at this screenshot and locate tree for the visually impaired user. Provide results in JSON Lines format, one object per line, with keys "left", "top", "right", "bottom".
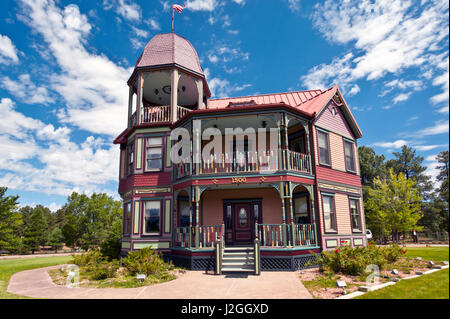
{"left": 366, "top": 168, "right": 423, "bottom": 243}
{"left": 48, "top": 227, "right": 64, "bottom": 253}
{"left": 436, "top": 150, "right": 449, "bottom": 202}
{"left": 358, "top": 146, "right": 386, "bottom": 186}
{"left": 23, "top": 207, "right": 49, "bottom": 254}
{"left": 0, "top": 187, "right": 23, "bottom": 253}
{"left": 386, "top": 145, "right": 433, "bottom": 199}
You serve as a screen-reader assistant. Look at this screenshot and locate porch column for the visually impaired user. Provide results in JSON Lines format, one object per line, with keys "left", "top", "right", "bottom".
{"left": 277, "top": 124, "right": 282, "bottom": 171}
{"left": 196, "top": 79, "right": 203, "bottom": 110}
{"left": 127, "top": 85, "right": 133, "bottom": 128}
{"left": 171, "top": 69, "right": 179, "bottom": 122}
{"left": 136, "top": 72, "right": 143, "bottom": 125}
{"left": 194, "top": 186, "right": 200, "bottom": 248}
{"left": 280, "top": 182, "right": 287, "bottom": 247}
{"left": 304, "top": 123, "right": 312, "bottom": 173}
{"left": 189, "top": 187, "right": 194, "bottom": 248}
{"left": 172, "top": 196, "right": 177, "bottom": 247}
{"left": 283, "top": 114, "right": 289, "bottom": 170}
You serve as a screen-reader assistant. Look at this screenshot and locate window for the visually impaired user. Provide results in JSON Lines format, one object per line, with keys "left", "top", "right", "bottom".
{"left": 128, "top": 143, "right": 134, "bottom": 175}
{"left": 123, "top": 202, "right": 132, "bottom": 235}
{"left": 178, "top": 199, "right": 190, "bottom": 227}
{"left": 317, "top": 130, "right": 330, "bottom": 165}
{"left": 146, "top": 137, "right": 163, "bottom": 171}
{"left": 144, "top": 201, "right": 161, "bottom": 235}
{"left": 344, "top": 140, "right": 356, "bottom": 172}
{"left": 322, "top": 194, "right": 337, "bottom": 232}
{"left": 294, "top": 196, "right": 309, "bottom": 224}
{"left": 350, "top": 198, "right": 361, "bottom": 232}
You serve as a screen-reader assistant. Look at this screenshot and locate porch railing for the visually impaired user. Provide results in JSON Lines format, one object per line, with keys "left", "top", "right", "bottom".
{"left": 141, "top": 105, "right": 170, "bottom": 123}
{"left": 284, "top": 150, "right": 311, "bottom": 173}
{"left": 177, "top": 105, "right": 191, "bottom": 120}
{"left": 174, "top": 150, "right": 312, "bottom": 179}
{"left": 256, "top": 223, "right": 317, "bottom": 248}
{"left": 174, "top": 225, "right": 224, "bottom": 249}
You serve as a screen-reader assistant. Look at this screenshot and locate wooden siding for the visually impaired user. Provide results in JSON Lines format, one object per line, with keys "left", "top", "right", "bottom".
{"left": 329, "top": 132, "right": 346, "bottom": 171}
{"left": 201, "top": 188, "right": 282, "bottom": 226}
{"left": 315, "top": 100, "right": 354, "bottom": 139}
{"left": 335, "top": 193, "right": 351, "bottom": 234}
{"left": 316, "top": 166, "right": 361, "bottom": 187}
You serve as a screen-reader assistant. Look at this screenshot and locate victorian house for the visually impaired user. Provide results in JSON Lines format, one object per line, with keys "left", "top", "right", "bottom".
{"left": 114, "top": 33, "right": 366, "bottom": 273}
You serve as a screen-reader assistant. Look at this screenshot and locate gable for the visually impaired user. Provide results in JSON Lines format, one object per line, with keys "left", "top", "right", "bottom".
{"left": 315, "top": 100, "right": 355, "bottom": 139}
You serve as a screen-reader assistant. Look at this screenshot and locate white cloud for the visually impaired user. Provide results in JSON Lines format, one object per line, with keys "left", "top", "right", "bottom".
{"left": 186, "top": 0, "right": 219, "bottom": 11}
{"left": 19, "top": 0, "right": 130, "bottom": 136}
{"left": 1, "top": 74, "right": 54, "bottom": 105}
{"left": 0, "top": 34, "right": 19, "bottom": 64}
{"left": 232, "top": 0, "right": 246, "bottom": 5}
{"left": 392, "top": 92, "right": 412, "bottom": 104}
{"left": 145, "top": 18, "right": 161, "bottom": 31}
{"left": 430, "top": 55, "right": 449, "bottom": 108}
{"left": 414, "top": 144, "right": 448, "bottom": 151}
{"left": 417, "top": 120, "right": 449, "bottom": 136}
{"left": 372, "top": 139, "right": 408, "bottom": 149}
{"left": 285, "top": 0, "right": 300, "bottom": 12}
{"left": 0, "top": 97, "right": 119, "bottom": 196}
{"left": 131, "top": 26, "right": 149, "bottom": 38}
{"left": 302, "top": 0, "right": 449, "bottom": 96}
{"left": 205, "top": 68, "right": 251, "bottom": 98}
{"left": 104, "top": 0, "right": 141, "bottom": 22}
{"left": 347, "top": 84, "right": 360, "bottom": 96}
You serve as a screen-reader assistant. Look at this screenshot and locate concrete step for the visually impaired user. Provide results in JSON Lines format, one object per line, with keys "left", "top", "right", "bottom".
{"left": 224, "top": 246, "right": 254, "bottom": 252}
{"left": 222, "top": 260, "right": 254, "bottom": 266}
{"left": 223, "top": 251, "right": 254, "bottom": 258}
{"left": 222, "top": 265, "right": 255, "bottom": 272}
{"left": 223, "top": 255, "right": 255, "bottom": 261}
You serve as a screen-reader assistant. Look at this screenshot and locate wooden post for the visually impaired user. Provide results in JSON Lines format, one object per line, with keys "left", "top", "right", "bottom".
{"left": 128, "top": 85, "right": 133, "bottom": 128}
{"left": 195, "top": 186, "right": 200, "bottom": 248}
{"left": 171, "top": 69, "right": 179, "bottom": 122}
{"left": 254, "top": 237, "right": 260, "bottom": 275}
{"left": 197, "top": 79, "right": 203, "bottom": 110}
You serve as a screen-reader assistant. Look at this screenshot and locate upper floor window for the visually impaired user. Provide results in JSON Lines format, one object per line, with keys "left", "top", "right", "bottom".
{"left": 128, "top": 143, "right": 134, "bottom": 175}
{"left": 144, "top": 200, "right": 161, "bottom": 235}
{"left": 344, "top": 139, "right": 356, "bottom": 172}
{"left": 322, "top": 194, "right": 337, "bottom": 233}
{"left": 349, "top": 198, "right": 361, "bottom": 232}
{"left": 123, "top": 202, "right": 132, "bottom": 235}
{"left": 317, "top": 130, "right": 330, "bottom": 165}
{"left": 146, "top": 137, "right": 163, "bottom": 171}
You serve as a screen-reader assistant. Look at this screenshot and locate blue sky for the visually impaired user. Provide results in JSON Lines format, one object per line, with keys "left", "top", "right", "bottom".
{"left": 0, "top": 0, "right": 448, "bottom": 211}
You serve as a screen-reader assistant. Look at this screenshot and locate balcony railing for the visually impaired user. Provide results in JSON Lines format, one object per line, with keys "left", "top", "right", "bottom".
{"left": 174, "top": 150, "right": 311, "bottom": 179}
{"left": 256, "top": 223, "right": 317, "bottom": 248}
{"left": 129, "top": 105, "right": 192, "bottom": 126}
{"left": 174, "top": 225, "right": 224, "bottom": 249}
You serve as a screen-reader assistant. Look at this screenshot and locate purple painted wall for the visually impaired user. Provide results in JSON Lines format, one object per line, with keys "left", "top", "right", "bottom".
{"left": 315, "top": 100, "right": 355, "bottom": 139}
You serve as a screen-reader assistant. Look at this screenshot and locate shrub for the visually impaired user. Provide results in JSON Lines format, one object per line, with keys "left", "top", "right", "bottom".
{"left": 72, "top": 249, "right": 104, "bottom": 267}
{"left": 316, "top": 244, "right": 401, "bottom": 276}
{"left": 88, "top": 260, "right": 120, "bottom": 280}
{"left": 122, "top": 247, "right": 174, "bottom": 276}
{"left": 100, "top": 237, "right": 121, "bottom": 260}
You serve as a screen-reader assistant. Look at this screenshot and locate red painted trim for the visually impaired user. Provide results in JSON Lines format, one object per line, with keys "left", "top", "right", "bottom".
{"left": 316, "top": 166, "right": 362, "bottom": 187}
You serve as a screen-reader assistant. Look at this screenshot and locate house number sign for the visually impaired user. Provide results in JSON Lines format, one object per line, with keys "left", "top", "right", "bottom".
{"left": 232, "top": 177, "right": 247, "bottom": 184}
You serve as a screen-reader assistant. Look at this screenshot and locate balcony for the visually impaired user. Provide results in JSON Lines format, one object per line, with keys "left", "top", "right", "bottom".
{"left": 174, "top": 149, "right": 311, "bottom": 179}
{"left": 129, "top": 105, "right": 192, "bottom": 126}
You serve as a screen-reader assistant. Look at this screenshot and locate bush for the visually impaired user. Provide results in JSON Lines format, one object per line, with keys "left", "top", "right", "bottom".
{"left": 72, "top": 249, "right": 104, "bottom": 267}
{"left": 316, "top": 244, "right": 402, "bottom": 276}
{"left": 88, "top": 259, "right": 120, "bottom": 280}
{"left": 100, "top": 237, "right": 121, "bottom": 260}
{"left": 122, "top": 247, "right": 174, "bottom": 276}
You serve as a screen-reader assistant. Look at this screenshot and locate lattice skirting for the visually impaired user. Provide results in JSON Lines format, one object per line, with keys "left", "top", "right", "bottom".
{"left": 261, "top": 254, "right": 317, "bottom": 271}
{"left": 170, "top": 254, "right": 216, "bottom": 270}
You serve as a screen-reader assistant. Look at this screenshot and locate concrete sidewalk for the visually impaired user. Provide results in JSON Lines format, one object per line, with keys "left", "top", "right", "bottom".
{"left": 7, "top": 266, "right": 313, "bottom": 299}
{"left": 0, "top": 252, "right": 81, "bottom": 260}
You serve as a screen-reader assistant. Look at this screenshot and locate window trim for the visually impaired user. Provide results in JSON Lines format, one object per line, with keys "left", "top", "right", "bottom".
{"left": 142, "top": 200, "right": 162, "bottom": 236}
{"left": 127, "top": 142, "right": 134, "bottom": 176}
{"left": 343, "top": 138, "right": 357, "bottom": 173}
{"left": 321, "top": 193, "right": 337, "bottom": 234}
{"left": 123, "top": 202, "right": 132, "bottom": 236}
{"left": 349, "top": 197, "right": 362, "bottom": 233}
{"left": 145, "top": 137, "right": 164, "bottom": 172}
{"left": 316, "top": 128, "right": 331, "bottom": 167}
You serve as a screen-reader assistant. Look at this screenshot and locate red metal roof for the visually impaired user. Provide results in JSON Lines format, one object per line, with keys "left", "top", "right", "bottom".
{"left": 135, "top": 33, "right": 204, "bottom": 75}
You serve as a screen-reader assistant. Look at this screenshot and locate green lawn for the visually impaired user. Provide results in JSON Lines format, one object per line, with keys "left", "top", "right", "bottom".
{"left": 0, "top": 256, "right": 73, "bottom": 299}
{"left": 358, "top": 246, "right": 449, "bottom": 299}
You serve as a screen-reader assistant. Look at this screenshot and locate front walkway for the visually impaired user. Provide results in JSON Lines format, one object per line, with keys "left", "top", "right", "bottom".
{"left": 7, "top": 266, "right": 312, "bottom": 299}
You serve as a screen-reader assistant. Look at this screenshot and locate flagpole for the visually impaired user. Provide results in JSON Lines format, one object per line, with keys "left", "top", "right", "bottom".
{"left": 171, "top": 7, "right": 174, "bottom": 33}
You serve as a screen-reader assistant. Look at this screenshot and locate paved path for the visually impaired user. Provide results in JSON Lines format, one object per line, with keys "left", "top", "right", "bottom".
{"left": 7, "top": 266, "right": 312, "bottom": 299}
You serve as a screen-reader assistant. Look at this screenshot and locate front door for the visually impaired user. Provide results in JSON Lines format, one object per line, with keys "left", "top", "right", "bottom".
{"left": 234, "top": 203, "right": 252, "bottom": 244}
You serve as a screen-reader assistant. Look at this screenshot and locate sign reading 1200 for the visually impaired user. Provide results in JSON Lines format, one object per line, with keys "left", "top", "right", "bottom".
{"left": 232, "top": 177, "right": 247, "bottom": 184}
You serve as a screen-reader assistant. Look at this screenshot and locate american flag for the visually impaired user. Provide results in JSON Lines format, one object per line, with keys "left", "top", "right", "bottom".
{"left": 173, "top": 4, "right": 185, "bottom": 14}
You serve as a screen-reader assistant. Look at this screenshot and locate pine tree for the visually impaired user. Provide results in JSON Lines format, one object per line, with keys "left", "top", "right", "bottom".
{"left": 23, "top": 207, "right": 49, "bottom": 254}
{"left": 0, "top": 187, "right": 23, "bottom": 253}
{"left": 48, "top": 227, "right": 64, "bottom": 253}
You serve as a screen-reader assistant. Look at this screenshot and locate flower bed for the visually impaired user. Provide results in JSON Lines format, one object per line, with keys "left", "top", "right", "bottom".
{"left": 49, "top": 248, "right": 184, "bottom": 288}
{"left": 299, "top": 245, "right": 445, "bottom": 299}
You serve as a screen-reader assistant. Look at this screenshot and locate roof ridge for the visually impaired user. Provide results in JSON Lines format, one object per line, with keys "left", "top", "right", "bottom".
{"left": 210, "top": 88, "right": 325, "bottom": 101}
